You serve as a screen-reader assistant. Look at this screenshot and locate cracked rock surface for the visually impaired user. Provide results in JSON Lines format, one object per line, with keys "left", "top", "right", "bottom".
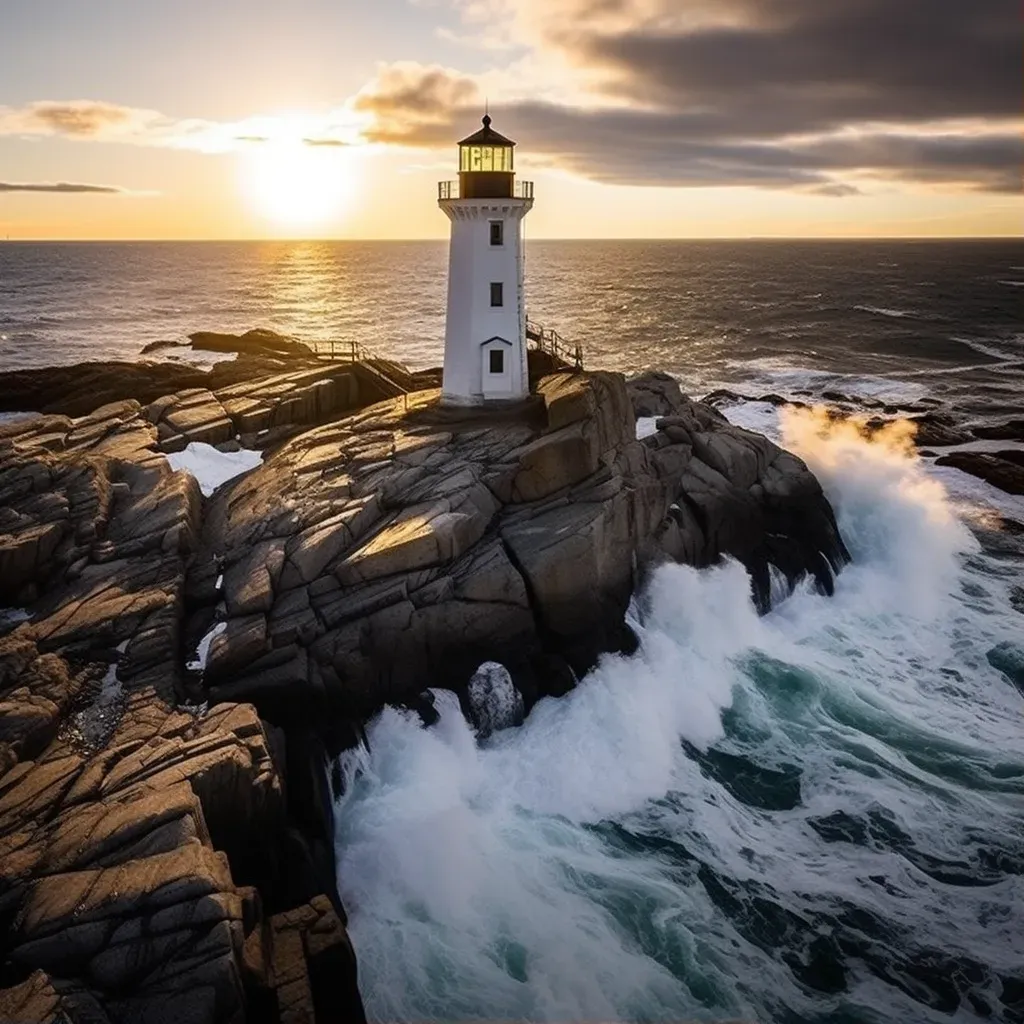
{"left": 189, "top": 370, "right": 848, "bottom": 720}
{"left": 0, "top": 358, "right": 847, "bottom": 1022}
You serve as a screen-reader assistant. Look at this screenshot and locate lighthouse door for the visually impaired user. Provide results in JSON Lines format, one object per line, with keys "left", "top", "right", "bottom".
{"left": 480, "top": 337, "right": 513, "bottom": 400}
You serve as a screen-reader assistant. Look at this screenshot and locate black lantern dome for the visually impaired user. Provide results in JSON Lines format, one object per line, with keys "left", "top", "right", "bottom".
{"left": 457, "top": 114, "right": 516, "bottom": 198}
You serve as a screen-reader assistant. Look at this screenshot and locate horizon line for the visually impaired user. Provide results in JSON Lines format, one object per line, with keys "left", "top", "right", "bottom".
{"left": 1, "top": 234, "right": 1021, "bottom": 244}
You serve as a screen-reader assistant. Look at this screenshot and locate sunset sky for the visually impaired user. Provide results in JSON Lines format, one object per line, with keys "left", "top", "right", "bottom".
{"left": 1, "top": 0, "right": 1019, "bottom": 240}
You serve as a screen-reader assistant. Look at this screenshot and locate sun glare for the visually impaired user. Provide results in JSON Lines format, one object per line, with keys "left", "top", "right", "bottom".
{"left": 242, "top": 141, "right": 353, "bottom": 229}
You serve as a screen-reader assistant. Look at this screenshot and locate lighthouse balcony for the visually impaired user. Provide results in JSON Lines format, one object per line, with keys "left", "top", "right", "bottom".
{"left": 438, "top": 179, "right": 534, "bottom": 201}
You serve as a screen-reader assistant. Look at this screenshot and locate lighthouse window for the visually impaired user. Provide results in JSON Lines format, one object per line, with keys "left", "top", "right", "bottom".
{"left": 490, "top": 282, "right": 504, "bottom": 307}
{"left": 460, "top": 145, "right": 514, "bottom": 172}
{"left": 489, "top": 349, "right": 505, "bottom": 374}
{"left": 489, "top": 221, "right": 504, "bottom": 246}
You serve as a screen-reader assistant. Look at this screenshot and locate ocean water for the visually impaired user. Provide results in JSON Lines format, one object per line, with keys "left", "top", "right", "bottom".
{"left": 2, "top": 239, "right": 1023, "bottom": 1021}
{"left": 1, "top": 239, "right": 1021, "bottom": 419}
{"left": 334, "top": 411, "right": 1024, "bottom": 1023}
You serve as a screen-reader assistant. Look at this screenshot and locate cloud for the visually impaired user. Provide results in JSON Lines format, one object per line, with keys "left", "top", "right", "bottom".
{"left": 572, "top": 0, "right": 1019, "bottom": 134}
{"left": 16, "top": 100, "right": 142, "bottom": 137}
{"left": 0, "top": 100, "right": 160, "bottom": 140}
{"left": 0, "top": 181, "right": 127, "bottom": 193}
{"left": 354, "top": 62, "right": 481, "bottom": 142}
{"left": 2, "top": 2, "right": 1017, "bottom": 199}
{"left": 353, "top": 65, "right": 1023, "bottom": 195}
{"left": 351, "top": 0, "right": 1022, "bottom": 195}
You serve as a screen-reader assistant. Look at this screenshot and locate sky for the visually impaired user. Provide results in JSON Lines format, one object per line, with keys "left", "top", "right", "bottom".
{"left": 0, "top": 0, "right": 1020, "bottom": 240}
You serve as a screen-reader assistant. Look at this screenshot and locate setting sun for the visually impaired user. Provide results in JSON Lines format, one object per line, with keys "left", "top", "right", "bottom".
{"left": 241, "top": 142, "right": 353, "bottom": 228}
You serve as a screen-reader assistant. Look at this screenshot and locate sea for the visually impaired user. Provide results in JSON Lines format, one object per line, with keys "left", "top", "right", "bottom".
{"left": 2, "top": 239, "right": 1023, "bottom": 1022}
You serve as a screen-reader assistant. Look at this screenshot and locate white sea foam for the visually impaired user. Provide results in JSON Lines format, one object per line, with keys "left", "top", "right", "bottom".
{"left": 165, "top": 442, "right": 262, "bottom": 497}
{"left": 719, "top": 399, "right": 782, "bottom": 438}
{"left": 723, "top": 360, "right": 931, "bottom": 404}
{"left": 635, "top": 415, "right": 660, "bottom": 439}
{"left": 187, "top": 621, "right": 226, "bottom": 672}
{"left": 0, "top": 411, "right": 35, "bottom": 427}
{"left": 0, "top": 607, "right": 31, "bottom": 632}
{"left": 335, "top": 410, "right": 1024, "bottom": 1022}
{"left": 853, "top": 304, "right": 914, "bottom": 319}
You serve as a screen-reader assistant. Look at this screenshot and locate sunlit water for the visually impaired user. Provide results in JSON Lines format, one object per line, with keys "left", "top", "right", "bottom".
{"left": 334, "top": 411, "right": 1024, "bottom": 1023}
{"left": 2, "top": 239, "right": 1021, "bottom": 420}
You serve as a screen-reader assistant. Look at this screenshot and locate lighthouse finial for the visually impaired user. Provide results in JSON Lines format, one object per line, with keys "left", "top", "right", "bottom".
{"left": 482, "top": 99, "right": 491, "bottom": 129}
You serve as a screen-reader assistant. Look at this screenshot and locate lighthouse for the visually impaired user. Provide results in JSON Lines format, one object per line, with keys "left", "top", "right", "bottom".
{"left": 438, "top": 114, "right": 534, "bottom": 406}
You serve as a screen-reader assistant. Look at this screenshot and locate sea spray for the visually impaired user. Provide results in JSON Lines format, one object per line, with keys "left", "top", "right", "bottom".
{"left": 334, "top": 412, "right": 1024, "bottom": 1023}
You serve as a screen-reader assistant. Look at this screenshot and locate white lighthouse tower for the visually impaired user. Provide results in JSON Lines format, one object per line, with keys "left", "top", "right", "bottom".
{"left": 438, "top": 114, "right": 534, "bottom": 406}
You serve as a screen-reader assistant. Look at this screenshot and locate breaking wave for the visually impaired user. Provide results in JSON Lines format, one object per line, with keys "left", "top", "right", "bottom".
{"left": 333, "top": 411, "right": 1024, "bottom": 1023}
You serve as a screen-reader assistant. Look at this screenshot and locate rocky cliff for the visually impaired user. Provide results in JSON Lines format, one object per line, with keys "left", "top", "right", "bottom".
{"left": 0, "top": 358, "right": 848, "bottom": 1023}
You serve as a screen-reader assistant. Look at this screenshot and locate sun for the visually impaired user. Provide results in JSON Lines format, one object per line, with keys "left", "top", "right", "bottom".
{"left": 242, "top": 141, "right": 353, "bottom": 229}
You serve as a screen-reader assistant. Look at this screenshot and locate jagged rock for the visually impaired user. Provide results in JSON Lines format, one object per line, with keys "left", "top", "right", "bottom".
{"left": 148, "top": 387, "right": 234, "bottom": 451}
{"left": 0, "top": 354, "right": 317, "bottom": 419}
{"left": 0, "top": 969, "right": 110, "bottom": 1023}
{"left": 627, "top": 371, "right": 687, "bottom": 418}
{"left": 188, "top": 370, "right": 847, "bottom": 718}
{"left": 972, "top": 418, "right": 1024, "bottom": 442}
{"left": 0, "top": 384, "right": 369, "bottom": 1021}
{"left": 189, "top": 327, "right": 311, "bottom": 357}
{"left": 935, "top": 451, "right": 1024, "bottom": 495}
{"left": 986, "top": 642, "right": 1024, "bottom": 694}
{"left": 907, "top": 413, "right": 973, "bottom": 447}
{"left": 0, "top": 349, "right": 847, "bottom": 1024}
{"left": 466, "top": 662, "right": 524, "bottom": 738}
{"left": 0, "top": 638, "right": 363, "bottom": 1022}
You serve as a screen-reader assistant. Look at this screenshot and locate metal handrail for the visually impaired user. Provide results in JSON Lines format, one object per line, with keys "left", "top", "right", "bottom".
{"left": 308, "top": 339, "right": 364, "bottom": 362}
{"left": 525, "top": 318, "right": 583, "bottom": 370}
{"left": 437, "top": 180, "right": 535, "bottom": 201}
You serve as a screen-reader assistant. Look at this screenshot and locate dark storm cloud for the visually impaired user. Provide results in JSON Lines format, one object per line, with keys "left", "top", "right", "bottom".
{"left": 0, "top": 181, "right": 125, "bottom": 193}
{"left": 578, "top": 0, "right": 1020, "bottom": 135}
{"left": 364, "top": 95, "right": 1023, "bottom": 194}
{"left": 360, "top": 0, "right": 1021, "bottom": 194}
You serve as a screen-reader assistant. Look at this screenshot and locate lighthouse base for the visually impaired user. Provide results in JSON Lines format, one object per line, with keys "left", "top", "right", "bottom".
{"left": 440, "top": 390, "right": 531, "bottom": 409}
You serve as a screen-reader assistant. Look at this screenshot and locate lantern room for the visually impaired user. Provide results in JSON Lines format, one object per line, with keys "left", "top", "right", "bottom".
{"left": 458, "top": 114, "right": 516, "bottom": 199}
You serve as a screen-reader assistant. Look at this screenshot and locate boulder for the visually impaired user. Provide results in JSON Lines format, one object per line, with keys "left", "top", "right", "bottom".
{"left": 188, "top": 327, "right": 312, "bottom": 358}
{"left": 626, "top": 371, "right": 687, "bottom": 418}
{"left": 935, "top": 451, "right": 1024, "bottom": 495}
{"left": 907, "top": 413, "right": 973, "bottom": 447}
{"left": 971, "top": 419, "right": 1024, "bottom": 442}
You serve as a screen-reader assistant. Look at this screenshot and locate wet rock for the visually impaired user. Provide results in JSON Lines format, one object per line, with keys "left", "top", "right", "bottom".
{"left": 972, "top": 418, "right": 1024, "bottom": 442}
{"left": 188, "top": 327, "right": 312, "bottom": 357}
{"left": 908, "top": 413, "right": 973, "bottom": 447}
{"left": 935, "top": 452, "right": 1024, "bottom": 495}
{"left": 986, "top": 642, "right": 1024, "bottom": 693}
{"left": 466, "top": 662, "right": 524, "bottom": 738}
